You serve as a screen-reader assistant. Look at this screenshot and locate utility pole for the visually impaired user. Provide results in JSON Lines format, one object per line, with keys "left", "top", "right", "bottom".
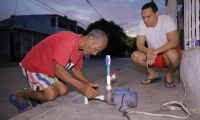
{"left": 119, "top": 22, "right": 128, "bottom": 30}
{"left": 119, "top": 22, "right": 128, "bottom": 41}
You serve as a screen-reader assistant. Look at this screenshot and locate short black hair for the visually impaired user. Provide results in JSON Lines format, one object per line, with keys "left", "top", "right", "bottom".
{"left": 142, "top": 2, "right": 158, "bottom": 13}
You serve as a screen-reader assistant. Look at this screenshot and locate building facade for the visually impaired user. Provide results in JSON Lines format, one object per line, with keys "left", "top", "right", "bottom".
{"left": 0, "top": 14, "right": 85, "bottom": 63}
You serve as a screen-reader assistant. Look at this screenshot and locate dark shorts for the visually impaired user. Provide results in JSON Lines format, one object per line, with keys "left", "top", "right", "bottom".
{"left": 152, "top": 46, "right": 182, "bottom": 68}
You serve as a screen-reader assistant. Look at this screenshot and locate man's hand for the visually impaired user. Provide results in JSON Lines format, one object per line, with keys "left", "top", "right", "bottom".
{"left": 80, "top": 82, "right": 99, "bottom": 99}
{"left": 146, "top": 59, "right": 155, "bottom": 68}
{"left": 146, "top": 48, "right": 157, "bottom": 60}
{"left": 146, "top": 49, "right": 158, "bottom": 68}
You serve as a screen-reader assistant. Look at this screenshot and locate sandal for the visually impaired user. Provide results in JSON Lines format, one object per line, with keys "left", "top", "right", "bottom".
{"left": 165, "top": 79, "right": 175, "bottom": 87}
{"left": 8, "top": 94, "right": 32, "bottom": 112}
{"left": 141, "top": 77, "right": 162, "bottom": 84}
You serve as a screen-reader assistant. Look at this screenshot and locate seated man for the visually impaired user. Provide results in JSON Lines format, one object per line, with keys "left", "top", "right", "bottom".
{"left": 8, "top": 29, "right": 108, "bottom": 112}
{"left": 131, "top": 2, "right": 181, "bottom": 87}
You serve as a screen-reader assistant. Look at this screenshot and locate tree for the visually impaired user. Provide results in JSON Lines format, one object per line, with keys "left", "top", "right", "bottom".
{"left": 123, "top": 36, "right": 136, "bottom": 53}
{"left": 84, "top": 18, "right": 129, "bottom": 57}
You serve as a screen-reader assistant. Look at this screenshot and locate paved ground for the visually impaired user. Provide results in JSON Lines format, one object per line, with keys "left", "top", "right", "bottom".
{"left": 0, "top": 58, "right": 199, "bottom": 120}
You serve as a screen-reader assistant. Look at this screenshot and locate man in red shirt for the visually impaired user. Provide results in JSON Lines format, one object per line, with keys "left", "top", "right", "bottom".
{"left": 8, "top": 29, "right": 108, "bottom": 112}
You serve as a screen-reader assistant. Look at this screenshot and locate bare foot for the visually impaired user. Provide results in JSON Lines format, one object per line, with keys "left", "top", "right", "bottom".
{"left": 15, "top": 91, "right": 32, "bottom": 110}
{"left": 23, "top": 88, "right": 41, "bottom": 107}
{"left": 35, "top": 104, "right": 41, "bottom": 107}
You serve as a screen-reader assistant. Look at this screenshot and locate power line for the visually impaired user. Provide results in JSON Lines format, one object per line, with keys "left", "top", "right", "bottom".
{"left": 14, "top": 0, "right": 18, "bottom": 15}
{"left": 28, "top": 0, "right": 61, "bottom": 15}
{"left": 86, "top": 0, "right": 102, "bottom": 18}
{"left": 92, "top": 0, "right": 133, "bottom": 6}
{"left": 48, "top": 0, "right": 88, "bottom": 28}
{"left": 27, "top": 0, "right": 87, "bottom": 30}
{"left": 48, "top": 0, "right": 77, "bottom": 21}
{"left": 22, "top": 0, "right": 55, "bottom": 33}
{"left": 36, "top": 0, "right": 65, "bottom": 17}
{"left": 49, "top": 0, "right": 64, "bottom": 13}
{"left": 36, "top": 0, "right": 88, "bottom": 28}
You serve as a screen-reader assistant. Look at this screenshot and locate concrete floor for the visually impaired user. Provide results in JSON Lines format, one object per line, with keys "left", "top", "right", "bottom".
{"left": 0, "top": 58, "right": 198, "bottom": 120}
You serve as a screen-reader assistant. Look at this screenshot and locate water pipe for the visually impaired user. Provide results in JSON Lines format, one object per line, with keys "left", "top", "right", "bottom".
{"left": 90, "top": 55, "right": 113, "bottom": 103}
{"left": 84, "top": 55, "right": 114, "bottom": 104}
{"left": 84, "top": 55, "right": 137, "bottom": 110}
{"left": 94, "top": 95, "right": 105, "bottom": 101}
{"left": 105, "top": 55, "right": 113, "bottom": 104}
{"left": 106, "top": 55, "right": 111, "bottom": 90}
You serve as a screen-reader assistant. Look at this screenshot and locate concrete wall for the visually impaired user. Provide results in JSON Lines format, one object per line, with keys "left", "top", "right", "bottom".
{"left": 180, "top": 47, "right": 200, "bottom": 112}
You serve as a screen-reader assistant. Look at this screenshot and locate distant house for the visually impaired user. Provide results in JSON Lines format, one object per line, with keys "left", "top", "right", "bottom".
{"left": 0, "top": 14, "right": 85, "bottom": 63}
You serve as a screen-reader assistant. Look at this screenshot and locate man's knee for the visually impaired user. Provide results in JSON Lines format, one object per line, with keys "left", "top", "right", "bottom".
{"left": 164, "top": 49, "right": 180, "bottom": 62}
{"left": 43, "top": 87, "right": 58, "bottom": 101}
{"left": 52, "top": 82, "right": 68, "bottom": 96}
{"left": 57, "top": 87, "right": 68, "bottom": 96}
{"left": 131, "top": 51, "right": 145, "bottom": 62}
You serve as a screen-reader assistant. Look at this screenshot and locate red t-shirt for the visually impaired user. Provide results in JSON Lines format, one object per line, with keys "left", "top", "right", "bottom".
{"left": 22, "top": 31, "right": 84, "bottom": 77}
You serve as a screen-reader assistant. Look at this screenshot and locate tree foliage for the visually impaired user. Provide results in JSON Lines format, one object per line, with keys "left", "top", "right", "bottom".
{"left": 84, "top": 18, "right": 136, "bottom": 57}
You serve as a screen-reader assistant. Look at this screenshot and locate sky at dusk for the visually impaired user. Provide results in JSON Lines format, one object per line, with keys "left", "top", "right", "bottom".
{"left": 0, "top": 0, "right": 167, "bottom": 37}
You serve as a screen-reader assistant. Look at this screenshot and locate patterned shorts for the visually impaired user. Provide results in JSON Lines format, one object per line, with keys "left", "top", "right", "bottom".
{"left": 21, "top": 66, "right": 59, "bottom": 91}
